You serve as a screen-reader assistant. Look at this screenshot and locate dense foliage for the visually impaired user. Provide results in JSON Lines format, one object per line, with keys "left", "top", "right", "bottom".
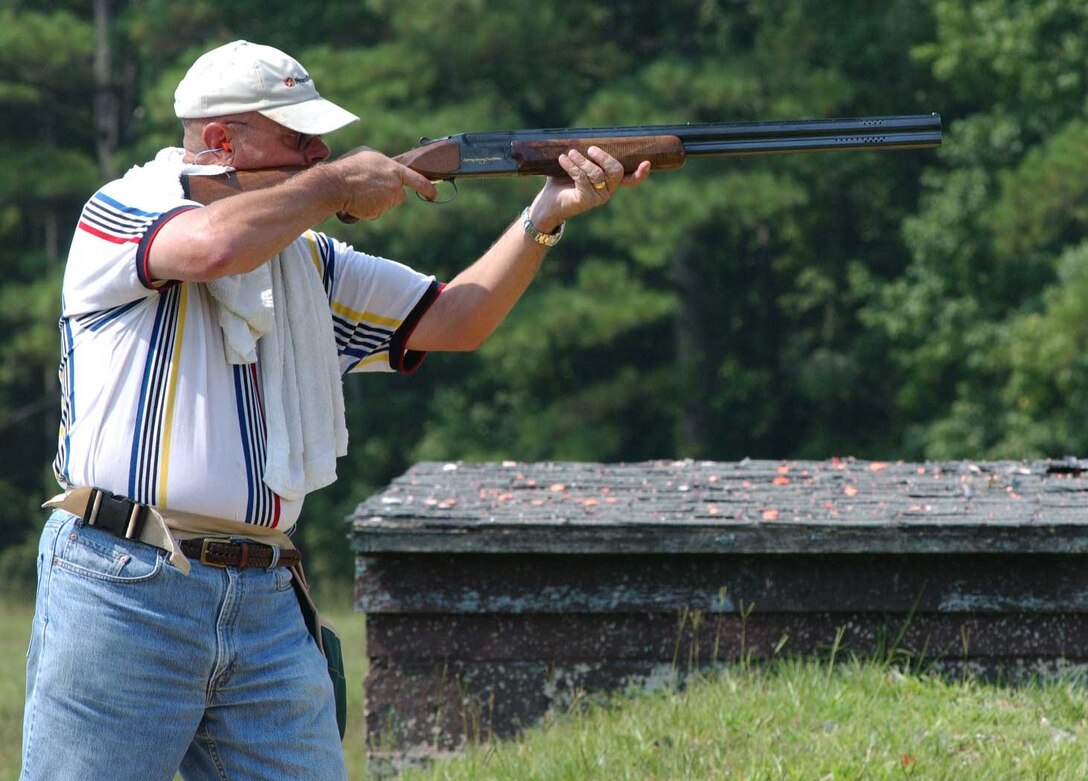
{"left": 2, "top": 0, "right": 1085, "bottom": 590}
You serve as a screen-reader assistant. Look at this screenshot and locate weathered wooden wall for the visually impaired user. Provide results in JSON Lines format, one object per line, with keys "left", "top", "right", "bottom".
{"left": 350, "top": 458, "right": 1088, "bottom": 767}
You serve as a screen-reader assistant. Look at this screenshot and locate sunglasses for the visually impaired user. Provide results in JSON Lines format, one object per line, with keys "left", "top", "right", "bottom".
{"left": 226, "top": 121, "right": 320, "bottom": 152}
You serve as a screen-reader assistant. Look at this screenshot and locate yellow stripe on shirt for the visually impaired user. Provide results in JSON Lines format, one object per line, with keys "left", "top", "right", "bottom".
{"left": 354, "top": 352, "right": 393, "bottom": 369}
{"left": 330, "top": 300, "right": 403, "bottom": 328}
{"left": 302, "top": 231, "right": 405, "bottom": 328}
{"left": 157, "top": 282, "right": 189, "bottom": 504}
{"left": 303, "top": 230, "right": 323, "bottom": 276}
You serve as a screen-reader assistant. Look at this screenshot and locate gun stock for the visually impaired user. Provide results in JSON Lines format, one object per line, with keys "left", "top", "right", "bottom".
{"left": 182, "top": 166, "right": 302, "bottom": 205}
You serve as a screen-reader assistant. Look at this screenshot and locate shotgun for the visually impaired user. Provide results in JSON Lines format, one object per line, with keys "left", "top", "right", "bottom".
{"left": 182, "top": 113, "right": 941, "bottom": 214}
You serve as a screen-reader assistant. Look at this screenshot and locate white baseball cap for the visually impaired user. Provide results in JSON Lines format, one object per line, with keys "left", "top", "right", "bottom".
{"left": 174, "top": 40, "right": 359, "bottom": 134}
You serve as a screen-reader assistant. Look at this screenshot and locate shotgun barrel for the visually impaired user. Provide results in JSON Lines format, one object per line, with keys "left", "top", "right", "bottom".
{"left": 395, "top": 113, "right": 942, "bottom": 180}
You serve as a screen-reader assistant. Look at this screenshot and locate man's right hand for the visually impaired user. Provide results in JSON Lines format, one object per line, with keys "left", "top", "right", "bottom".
{"left": 318, "top": 148, "right": 438, "bottom": 221}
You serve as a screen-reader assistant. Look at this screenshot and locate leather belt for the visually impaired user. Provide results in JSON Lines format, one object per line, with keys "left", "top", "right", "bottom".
{"left": 82, "top": 488, "right": 300, "bottom": 570}
{"left": 180, "top": 537, "right": 301, "bottom": 569}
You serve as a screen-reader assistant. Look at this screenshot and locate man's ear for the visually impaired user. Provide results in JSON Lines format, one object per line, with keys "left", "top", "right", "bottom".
{"left": 202, "top": 121, "right": 233, "bottom": 156}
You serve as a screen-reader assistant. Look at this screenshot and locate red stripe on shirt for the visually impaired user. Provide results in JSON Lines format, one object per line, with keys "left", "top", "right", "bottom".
{"left": 138, "top": 206, "right": 198, "bottom": 289}
{"left": 78, "top": 222, "right": 141, "bottom": 244}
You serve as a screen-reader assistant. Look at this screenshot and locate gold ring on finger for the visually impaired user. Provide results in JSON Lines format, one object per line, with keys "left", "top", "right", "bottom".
{"left": 593, "top": 180, "right": 607, "bottom": 190}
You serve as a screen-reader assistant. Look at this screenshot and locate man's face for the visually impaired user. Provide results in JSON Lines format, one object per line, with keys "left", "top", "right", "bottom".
{"left": 224, "top": 113, "right": 331, "bottom": 169}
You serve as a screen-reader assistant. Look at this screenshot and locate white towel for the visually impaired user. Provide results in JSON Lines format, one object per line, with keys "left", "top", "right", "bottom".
{"left": 205, "top": 266, "right": 275, "bottom": 363}
{"left": 207, "top": 236, "right": 348, "bottom": 501}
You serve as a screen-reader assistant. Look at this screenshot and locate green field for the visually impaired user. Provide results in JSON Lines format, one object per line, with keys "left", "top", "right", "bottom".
{"left": 3, "top": 600, "right": 1088, "bottom": 780}
{"left": 401, "top": 660, "right": 1088, "bottom": 781}
{"left": 0, "top": 602, "right": 32, "bottom": 780}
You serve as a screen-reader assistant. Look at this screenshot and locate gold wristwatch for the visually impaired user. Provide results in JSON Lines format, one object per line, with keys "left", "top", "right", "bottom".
{"left": 520, "top": 207, "right": 564, "bottom": 247}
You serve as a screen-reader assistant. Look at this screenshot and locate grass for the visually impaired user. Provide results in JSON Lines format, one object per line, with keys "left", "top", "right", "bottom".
{"left": 2, "top": 596, "right": 1088, "bottom": 780}
{"left": 0, "top": 601, "right": 33, "bottom": 780}
{"left": 401, "top": 659, "right": 1088, "bottom": 781}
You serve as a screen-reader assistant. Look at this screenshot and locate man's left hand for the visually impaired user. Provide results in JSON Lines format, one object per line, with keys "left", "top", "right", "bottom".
{"left": 527, "top": 146, "right": 651, "bottom": 233}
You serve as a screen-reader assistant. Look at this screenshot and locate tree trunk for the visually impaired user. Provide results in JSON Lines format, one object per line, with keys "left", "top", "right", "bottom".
{"left": 93, "top": 0, "right": 119, "bottom": 180}
{"left": 673, "top": 242, "right": 711, "bottom": 457}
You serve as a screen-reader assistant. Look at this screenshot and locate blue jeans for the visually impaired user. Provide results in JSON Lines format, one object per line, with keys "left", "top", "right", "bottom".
{"left": 21, "top": 511, "right": 347, "bottom": 781}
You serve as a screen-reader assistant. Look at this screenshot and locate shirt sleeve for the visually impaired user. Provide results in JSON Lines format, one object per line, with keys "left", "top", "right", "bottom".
{"left": 62, "top": 167, "right": 198, "bottom": 316}
{"left": 305, "top": 231, "right": 441, "bottom": 375}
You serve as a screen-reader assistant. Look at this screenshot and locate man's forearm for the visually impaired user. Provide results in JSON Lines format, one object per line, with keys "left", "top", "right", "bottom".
{"left": 155, "top": 151, "right": 435, "bottom": 284}
{"left": 406, "top": 215, "right": 552, "bottom": 352}
{"left": 149, "top": 166, "right": 343, "bottom": 283}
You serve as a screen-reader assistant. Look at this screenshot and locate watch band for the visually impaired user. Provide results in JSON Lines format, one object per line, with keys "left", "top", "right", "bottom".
{"left": 520, "top": 207, "right": 564, "bottom": 247}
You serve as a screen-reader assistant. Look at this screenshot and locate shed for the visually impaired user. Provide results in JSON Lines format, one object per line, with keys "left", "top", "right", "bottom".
{"left": 350, "top": 458, "right": 1088, "bottom": 767}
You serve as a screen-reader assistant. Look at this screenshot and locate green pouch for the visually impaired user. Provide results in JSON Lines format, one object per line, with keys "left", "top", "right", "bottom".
{"left": 320, "top": 622, "right": 348, "bottom": 740}
{"left": 290, "top": 563, "right": 347, "bottom": 740}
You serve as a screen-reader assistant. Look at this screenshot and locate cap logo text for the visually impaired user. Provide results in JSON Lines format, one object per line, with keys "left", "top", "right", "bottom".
{"left": 283, "top": 74, "right": 312, "bottom": 88}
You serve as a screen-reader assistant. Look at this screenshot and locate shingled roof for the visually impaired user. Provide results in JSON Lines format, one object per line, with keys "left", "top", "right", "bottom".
{"left": 350, "top": 458, "right": 1088, "bottom": 554}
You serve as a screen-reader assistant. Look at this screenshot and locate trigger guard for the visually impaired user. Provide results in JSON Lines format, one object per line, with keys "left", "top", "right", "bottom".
{"left": 417, "top": 179, "right": 457, "bottom": 204}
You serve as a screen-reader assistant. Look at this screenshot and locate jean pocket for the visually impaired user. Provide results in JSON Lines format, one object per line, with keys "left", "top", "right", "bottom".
{"left": 273, "top": 565, "right": 295, "bottom": 592}
{"left": 54, "top": 525, "right": 164, "bottom": 583}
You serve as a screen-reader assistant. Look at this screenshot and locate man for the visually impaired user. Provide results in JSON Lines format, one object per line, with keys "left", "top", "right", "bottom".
{"left": 21, "top": 40, "right": 649, "bottom": 780}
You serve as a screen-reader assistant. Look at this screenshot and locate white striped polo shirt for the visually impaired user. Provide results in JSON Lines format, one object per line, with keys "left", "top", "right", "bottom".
{"left": 54, "top": 150, "right": 438, "bottom": 532}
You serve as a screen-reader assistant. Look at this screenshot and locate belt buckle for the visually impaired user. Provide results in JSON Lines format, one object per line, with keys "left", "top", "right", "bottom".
{"left": 84, "top": 488, "right": 148, "bottom": 540}
{"left": 198, "top": 536, "right": 233, "bottom": 569}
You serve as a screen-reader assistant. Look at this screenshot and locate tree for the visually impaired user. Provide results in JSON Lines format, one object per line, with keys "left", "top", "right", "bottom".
{"left": 411, "top": 0, "right": 939, "bottom": 462}
{"left": 0, "top": 2, "right": 100, "bottom": 551}
{"left": 863, "top": 0, "right": 1088, "bottom": 458}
